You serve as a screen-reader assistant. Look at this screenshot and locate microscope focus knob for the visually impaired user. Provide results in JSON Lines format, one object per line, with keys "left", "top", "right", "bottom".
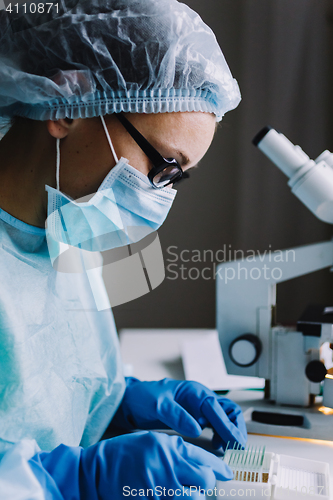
{"left": 229, "top": 334, "right": 262, "bottom": 367}
{"left": 305, "top": 360, "right": 327, "bottom": 383}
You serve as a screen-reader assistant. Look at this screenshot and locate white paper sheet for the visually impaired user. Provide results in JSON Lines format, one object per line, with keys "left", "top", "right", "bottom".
{"left": 181, "top": 330, "right": 264, "bottom": 390}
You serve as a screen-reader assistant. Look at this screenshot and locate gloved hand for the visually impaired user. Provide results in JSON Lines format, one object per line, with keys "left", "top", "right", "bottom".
{"left": 112, "top": 378, "right": 247, "bottom": 450}
{"left": 28, "top": 431, "right": 234, "bottom": 500}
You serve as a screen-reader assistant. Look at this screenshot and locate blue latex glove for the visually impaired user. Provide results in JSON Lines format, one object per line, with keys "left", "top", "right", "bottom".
{"left": 112, "top": 378, "right": 247, "bottom": 450}
{"left": 28, "top": 431, "right": 234, "bottom": 500}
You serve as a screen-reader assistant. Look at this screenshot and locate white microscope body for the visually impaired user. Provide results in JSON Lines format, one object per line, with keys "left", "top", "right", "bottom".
{"left": 255, "top": 127, "right": 333, "bottom": 224}
{"left": 217, "top": 128, "right": 333, "bottom": 438}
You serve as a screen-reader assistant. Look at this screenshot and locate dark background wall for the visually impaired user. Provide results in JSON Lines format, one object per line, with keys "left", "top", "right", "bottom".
{"left": 113, "top": 0, "right": 333, "bottom": 330}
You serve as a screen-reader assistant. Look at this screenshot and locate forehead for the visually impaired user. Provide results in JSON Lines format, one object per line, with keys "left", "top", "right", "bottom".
{"left": 130, "top": 111, "right": 216, "bottom": 134}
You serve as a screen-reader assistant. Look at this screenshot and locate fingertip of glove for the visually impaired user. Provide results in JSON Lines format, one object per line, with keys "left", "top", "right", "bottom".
{"left": 224, "top": 465, "right": 234, "bottom": 480}
{"left": 183, "top": 423, "right": 202, "bottom": 438}
{"left": 214, "top": 462, "right": 234, "bottom": 482}
{"left": 237, "top": 434, "right": 248, "bottom": 449}
{"left": 212, "top": 440, "right": 222, "bottom": 451}
{"left": 211, "top": 432, "right": 222, "bottom": 450}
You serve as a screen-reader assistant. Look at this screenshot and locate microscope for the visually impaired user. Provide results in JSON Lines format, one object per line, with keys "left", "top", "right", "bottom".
{"left": 216, "top": 127, "right": 333, "bottom": 440}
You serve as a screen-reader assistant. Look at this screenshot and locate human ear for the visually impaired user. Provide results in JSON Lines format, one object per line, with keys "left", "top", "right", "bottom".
{"left": 46, "top": 118, "right": 75, "bottom": 139}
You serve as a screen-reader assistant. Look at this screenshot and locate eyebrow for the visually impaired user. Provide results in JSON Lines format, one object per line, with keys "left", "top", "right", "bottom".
{"left": 177, "top": 151, "right": 190, "bottom": 167}
{"left": 177, "top": 152, "right": 202, "bottom": 173}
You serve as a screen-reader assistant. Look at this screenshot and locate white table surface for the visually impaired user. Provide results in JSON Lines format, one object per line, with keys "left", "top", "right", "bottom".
{"left": 120, "top": 329, "right": 264, "bottom": 389}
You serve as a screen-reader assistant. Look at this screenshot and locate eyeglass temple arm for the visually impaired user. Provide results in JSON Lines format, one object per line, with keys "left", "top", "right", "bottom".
{"left": 115, "top": 113, "right": 166, "bottom": 166}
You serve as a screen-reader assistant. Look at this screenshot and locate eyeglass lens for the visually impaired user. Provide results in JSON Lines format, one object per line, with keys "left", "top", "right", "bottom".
{"left": 153, "top": 165, "right": 182, "bottom": 187}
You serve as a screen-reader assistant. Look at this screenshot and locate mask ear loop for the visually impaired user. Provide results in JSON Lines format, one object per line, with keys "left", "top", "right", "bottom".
{"left": 56, "top": 138, "right": 60, "bottom": 191}
{"left": 56, "top": 119, "right": 117, "bottom": 192}
{"left": 100, "top": 115, "right": 119, "bottom": 164}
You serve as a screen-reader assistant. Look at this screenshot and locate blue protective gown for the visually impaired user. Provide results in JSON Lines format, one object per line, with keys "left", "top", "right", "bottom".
{"left": 0, "top": 208, "right": 125, "bottom": 458}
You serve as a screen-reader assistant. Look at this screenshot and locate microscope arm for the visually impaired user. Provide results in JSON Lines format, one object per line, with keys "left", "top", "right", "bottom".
{"left": 217, "top": 240, "right": 333, "bottom": 379}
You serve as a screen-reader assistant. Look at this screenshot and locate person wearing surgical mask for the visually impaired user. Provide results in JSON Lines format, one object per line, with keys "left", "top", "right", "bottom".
{"left": 0, "top": 1, "right": 247, "bottom": 498}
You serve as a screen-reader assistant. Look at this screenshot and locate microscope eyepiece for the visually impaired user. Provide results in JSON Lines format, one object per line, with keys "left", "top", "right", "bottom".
{"left": 252, "top": 125, "right": 333, "bottom": 223}
{"left": 252, "top": 126, "right": 272, "bottom": 147}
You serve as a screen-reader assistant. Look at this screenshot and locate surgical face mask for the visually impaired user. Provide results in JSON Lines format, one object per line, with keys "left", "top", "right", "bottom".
{"left": 45, "top": 116, "right": 177, "bottom": 253}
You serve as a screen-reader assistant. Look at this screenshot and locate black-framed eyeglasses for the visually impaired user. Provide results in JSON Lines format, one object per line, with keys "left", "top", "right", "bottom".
{"left": 115, "top": 113, "right": 189, "bottom": 188}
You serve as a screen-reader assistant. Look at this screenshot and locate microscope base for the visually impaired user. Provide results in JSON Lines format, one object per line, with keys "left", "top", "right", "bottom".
{"left": 231, "top": 390, "right": 333, "bottom": 441}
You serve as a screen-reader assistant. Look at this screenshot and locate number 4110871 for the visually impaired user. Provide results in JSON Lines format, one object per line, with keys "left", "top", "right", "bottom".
{"left": 6, "top": 3, "right": 59, "bottom": 14}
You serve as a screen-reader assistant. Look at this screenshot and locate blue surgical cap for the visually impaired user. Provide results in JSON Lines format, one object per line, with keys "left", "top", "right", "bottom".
{"left": 0, "top": 0, "right": 241, "bottom": 135}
